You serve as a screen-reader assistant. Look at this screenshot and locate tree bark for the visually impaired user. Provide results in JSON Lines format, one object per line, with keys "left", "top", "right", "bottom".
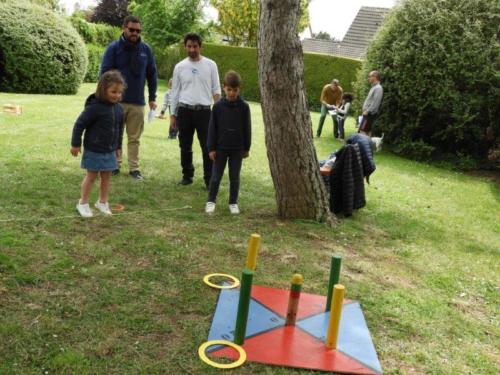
{"left": 258, "top": 0, "right": 334, "bottom": 224}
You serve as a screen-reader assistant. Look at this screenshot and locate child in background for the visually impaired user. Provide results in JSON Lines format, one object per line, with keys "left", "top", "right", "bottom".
{"left": 205, "top": 71, "right": 251, "bottom": 215}
{"left": 333, "top": 92, "right": 353, "bottom": 140}
{"left": 159, "top": 78, "right": 177, "bottom": 139}
{"left": 70, "top": 70, "right": 125, "bottom": 217}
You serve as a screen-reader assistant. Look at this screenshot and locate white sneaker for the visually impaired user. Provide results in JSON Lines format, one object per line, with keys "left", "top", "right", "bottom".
{"left": 229, "top": 204, "right": 240, "bottom": 214}
{"left": 94, "top": 201, "right": 112, "bottom": 215}
{"left": 205, "top": 202, "right": 216, "bottom": 214}
{"left": 76, "top": 201, "right": 93, "bottom": 218}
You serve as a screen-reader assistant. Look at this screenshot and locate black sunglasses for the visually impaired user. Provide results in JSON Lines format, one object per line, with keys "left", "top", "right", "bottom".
{"left": 128, "top": 27, "right": 141, "bottom": 34}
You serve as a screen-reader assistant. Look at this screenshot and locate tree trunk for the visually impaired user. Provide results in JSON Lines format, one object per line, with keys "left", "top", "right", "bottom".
{"left": 258, "top": 0, "right": 334, "bottom": 224}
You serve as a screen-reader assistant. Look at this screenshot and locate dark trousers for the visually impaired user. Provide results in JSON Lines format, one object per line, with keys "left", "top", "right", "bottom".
{"left": 337, "top": 117, "right": 346, "bottom": 139}
{"left": 208, "top": 150, "right": 243, "bottom": 204}
{"left": 333, "top": 117, "right": 340, "bottom": 138}
{"left": 359, "top": 113, "right": 377, "bottom": 134}
{"left": 317, "top": 104, "right": 338, "bottom": 137}
{"left": 177, "top": 107, "right": 212, "bottom": 184}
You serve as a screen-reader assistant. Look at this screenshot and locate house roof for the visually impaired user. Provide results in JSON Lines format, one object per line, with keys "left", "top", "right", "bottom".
{"left": 301, "top": 39, "right": 341, "bottom": 56}
{"left": 302, "top": 6, "right": 390, "bottom": 60}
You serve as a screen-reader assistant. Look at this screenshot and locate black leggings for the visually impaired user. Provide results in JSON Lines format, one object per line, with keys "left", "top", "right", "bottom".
{"left": 208, "top": 150, "right": 243, "bottom": 204}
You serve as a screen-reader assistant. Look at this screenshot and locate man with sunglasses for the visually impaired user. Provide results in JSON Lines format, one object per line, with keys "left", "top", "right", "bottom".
{"left": 100, "top": 15, "right": 158, "bottom": 181}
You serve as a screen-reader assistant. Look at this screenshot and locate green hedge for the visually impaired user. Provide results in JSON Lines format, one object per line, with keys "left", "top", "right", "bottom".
{"left": 70, "top": 14, "right": 121, "bottom": 47}
{"left": 155, "top": 45, "right": 183, "bottom": 83}
{"left": 68, "top": 15, "right": 120, "bottom": 84}
{"left": 204, "top": 44, "right": 361, "bottom": 111}
{"left": 201, "top": 44, "right": 260, "bottom": 104}
{"left": 84, "top": 44, "right": 105, "bottom": 83}
{"left": 157, "top": 43, "right": 361, "bottom": 111}
{"left": 0, "top": 2, "right": 87, "bottom": 94}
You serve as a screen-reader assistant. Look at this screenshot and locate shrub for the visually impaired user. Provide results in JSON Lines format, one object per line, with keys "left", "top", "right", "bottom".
{"left": 70, "top": 14, "right": 94, "bottom": 43}
{"left": 69, "top": 13, "right": 120, "bottom": 47}
{"left": 202, "top": 44, "right": 260, "bottom": 103}
{"left": 155, "top": 45, "right": 183, "bottom": 82}
{"left": 0, "top": 1, "right": 87, "bottom": 94}
{"left": 93, "top": 24, "right": 121, "bottom": 47}
{"left": 355, "top": 0, "right": 499, "bottom": 163}
{"left": 84, "top": 44, "right": 105, "bottom": 83}
{"left": 90, "top": 0, "right": 128, "bottom": 27}
{"left": 130, "top": 0, "right": 204, "bottom": 51}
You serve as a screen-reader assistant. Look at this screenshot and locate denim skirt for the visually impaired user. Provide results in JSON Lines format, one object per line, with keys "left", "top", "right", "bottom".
{"left": 81, "top": 150, "right": 117, "bottom": 172}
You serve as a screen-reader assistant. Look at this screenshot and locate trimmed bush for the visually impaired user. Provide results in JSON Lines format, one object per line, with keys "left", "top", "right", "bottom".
{"left": 202, "top": 44, "right": 260, "bottom": 103}
{"left": 354, "top": 0, "right": 499, "bottom": 163}
{"left": 69, "top": 14, "right": 120, "bottom": 47}
{"left": 157, "top": 43, "right": 361, "bottom": 111}
{"left": 84, "top": 44, "right": 105, "bottom": 83}
{"left": 0, "top": 2, "right": 87, "bottom": 94}
{"left": 154, "top": 45, "right": 183, "bottom": 82}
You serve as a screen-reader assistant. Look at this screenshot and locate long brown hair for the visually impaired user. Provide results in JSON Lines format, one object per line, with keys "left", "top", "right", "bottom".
{"left": 95, "top": 70, "right": 126, "bottom": 102}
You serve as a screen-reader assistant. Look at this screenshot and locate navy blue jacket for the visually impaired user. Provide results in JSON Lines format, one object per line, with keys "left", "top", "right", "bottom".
{"left": 71, "top": 94, "right": 124, "bottom": 153}
{"left": 100, "top": 35, "right": 157, "bottom": 105}
{"left": 330, "top": 144, "right": 366, "bottom": 216}
{"left": 207, "top": 97, "right": 251, "bottom": 152}
{"left": 346, "top": 134, "right": 376, "bottom": 177}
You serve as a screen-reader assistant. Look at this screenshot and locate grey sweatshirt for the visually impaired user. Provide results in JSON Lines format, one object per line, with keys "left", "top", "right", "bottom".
{"left": 362, "top": 83, "right": 383, "bottom": 115}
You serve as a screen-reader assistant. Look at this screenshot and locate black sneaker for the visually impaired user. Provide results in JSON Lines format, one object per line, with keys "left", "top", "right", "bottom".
{"left": 129, "top": 170, "right": 144, "bottom": 181}
{"left": 112, "top": 169, "right": 120, "bottom": 176}
{"left": 177, "top": 178, "right": 193, "bottom": 185}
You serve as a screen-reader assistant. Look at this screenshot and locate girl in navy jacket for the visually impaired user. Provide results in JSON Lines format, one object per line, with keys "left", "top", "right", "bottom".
{"left": 70, "top": 70, "right": 125, "bottom": 217}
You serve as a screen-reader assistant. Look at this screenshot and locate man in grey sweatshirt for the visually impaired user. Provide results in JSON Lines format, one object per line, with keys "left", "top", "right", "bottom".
{"left": 359, "top": 71, "right": 383, "bottom": 136}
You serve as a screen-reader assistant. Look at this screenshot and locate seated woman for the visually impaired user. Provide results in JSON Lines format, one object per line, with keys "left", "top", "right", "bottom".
{"left": 319, "top": 152, "right": 337, "bottom": 176}
{"left": 319, "top": 133, "right": 376, "bottom": 179}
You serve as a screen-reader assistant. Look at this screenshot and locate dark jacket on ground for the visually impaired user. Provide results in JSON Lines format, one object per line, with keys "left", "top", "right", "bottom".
{"left": 346, "top": 134, "right": 376, "bottom": 178}
{"left": 100, "top": 34, "right": 157, "bottom": 105}
{"left": 71, "top": 94, "right": 124, "bottom": 153}
{"left": 329, "top": 144, "right": 366, "bottom": 217}
{"left": 207, "top": 97, "right": 251, "bottom": 152}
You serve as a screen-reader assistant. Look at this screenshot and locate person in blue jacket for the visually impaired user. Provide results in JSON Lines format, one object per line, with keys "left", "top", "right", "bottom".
{"left": 71, "top": 70, "right": 125, "bottom": 218}
{"left": 100, "top": 15, "right": 157, "bottom": 181}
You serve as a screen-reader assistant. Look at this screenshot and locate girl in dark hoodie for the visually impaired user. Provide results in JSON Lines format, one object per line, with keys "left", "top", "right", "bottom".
{"left": 71, "top": 70, "right": 125, "bottom": 217}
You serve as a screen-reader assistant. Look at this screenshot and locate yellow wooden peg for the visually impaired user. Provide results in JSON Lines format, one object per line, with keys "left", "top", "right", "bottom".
{"left": 245, "top": 233, "right": 261, "bottom": 271}
{"left": 325, "top": 284, "right": 345, "bottom": 349}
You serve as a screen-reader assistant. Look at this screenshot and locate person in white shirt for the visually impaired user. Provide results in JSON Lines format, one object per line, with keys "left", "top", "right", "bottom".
{"left": 328, "top": 92, "right": 353, "bottom": 140}
{"left": 170, "top": 33, "right": 221, "bottom": 187}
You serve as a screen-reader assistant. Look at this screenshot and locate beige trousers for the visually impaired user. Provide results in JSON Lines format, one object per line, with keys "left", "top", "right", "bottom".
{"left": 121, "top": 103, "right": 145, "bottom": 172}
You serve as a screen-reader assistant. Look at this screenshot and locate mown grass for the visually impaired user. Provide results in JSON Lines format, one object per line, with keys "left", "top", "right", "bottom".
{"left": 0, "top": 83, "right": 499, "bottom": 374}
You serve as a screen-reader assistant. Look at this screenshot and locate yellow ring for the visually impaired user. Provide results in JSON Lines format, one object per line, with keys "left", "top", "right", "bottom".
{"left": 198, "top": 340, "right": 246, "bottom": 369}
{"left": 203, "top": 273, "right": 240, "bottom": 289}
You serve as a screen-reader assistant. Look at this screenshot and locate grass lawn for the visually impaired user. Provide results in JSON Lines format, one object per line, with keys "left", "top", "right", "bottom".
{"left": 0, "top": 83, "right": 499, "bottom": 374}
